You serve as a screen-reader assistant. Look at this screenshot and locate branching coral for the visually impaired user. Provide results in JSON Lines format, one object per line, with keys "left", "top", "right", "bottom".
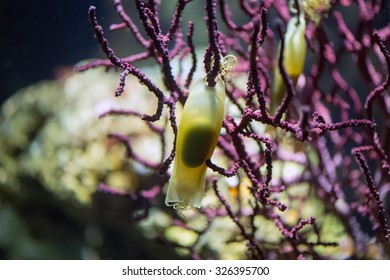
{"left": 76, "top": 0, "right": 390, "bottom": 259}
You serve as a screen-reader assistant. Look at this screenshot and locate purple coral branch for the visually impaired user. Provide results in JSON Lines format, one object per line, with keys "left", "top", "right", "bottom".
{"left": 311, "top": 112, "right": 376, "bottom": 133}
{"left": 352, "top": 150, "right": 390, "bottom": 243}
{"left": 112, "top": 0, "right": 150, "bottom": 47}
{"left": 270, "top": 209, "right": 316, "bottom": 240}
{"left": 166, "top": 0, "right": 192, "bottom": 41}
{"left": 333, "top": 11, "right": 361, "bottom": 52}
{"left": 108, "top": 132, "right": 161, "bottom": 170}
{"left": 99, "top": 109, "right": 164, "bottom": 134}
{"left": 238, "top": 0, "right": 259, "bottom": 17}
{"left": 159, "top": 100, "right": 178, "bottom": 175}
{"left": 206, "top": 159, "right": 242, "bottom": 177}
{"left": 248, "top": 9, "right": 270, "bottom": 121}
{"left": 273, "top": 24, "right": 296, "bottom": 122}
{"left": 204, "top": 0, "right": 221, "bottom": 87}
{"left": 87, "top": 6, "right": 164, "bottom": 121}
{"left": 365, "top": 32, "right": 390, "bottom": 120}
{"left": 75, "top": 51, "right": 151, "bottom": 73}
{"left": 241, "top": 131, "right": 274, "bottom": 186}
{"left": 88, "top": 6, "right": 127, "bottom": 70}
{"left": 184, "top": 21, "right": 197, "bottom": 89}
{"left": 218, "top": 0, "right": 252, "bottom": 32}
{"left": 135, "top": 0, "right": 183, "bottom": 98}
{"left": 213, "top": 180, "right": 265, "bottom": 259}
{"left": 331, "top": 69, "right": 362, "bottom": 114}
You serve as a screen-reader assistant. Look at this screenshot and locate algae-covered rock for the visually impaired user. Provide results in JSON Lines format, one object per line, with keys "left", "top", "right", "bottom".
{"left": 0, "top": 68, "right": 164, "bottom": 204}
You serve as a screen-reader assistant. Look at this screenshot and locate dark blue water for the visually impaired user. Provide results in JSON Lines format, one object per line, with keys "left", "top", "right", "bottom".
{"left": 0, "top": 0, "right": 110, "bottom": 104}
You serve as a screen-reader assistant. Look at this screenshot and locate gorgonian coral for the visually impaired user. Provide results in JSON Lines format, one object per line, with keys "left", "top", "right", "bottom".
{"left": 76, "top": 0, "right": 390, "bottom": 259}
